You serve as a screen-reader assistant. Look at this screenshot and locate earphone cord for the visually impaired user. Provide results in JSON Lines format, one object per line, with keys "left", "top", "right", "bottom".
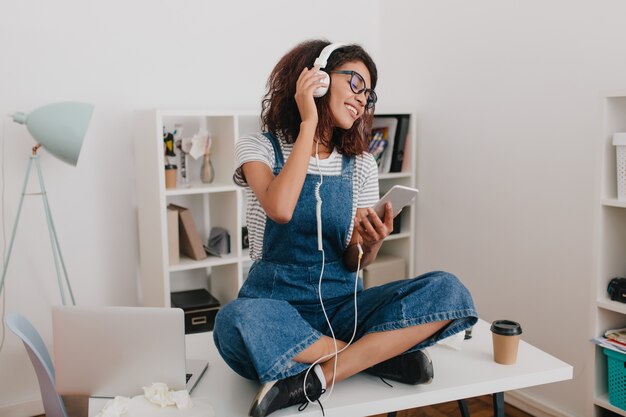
{"left": 303, "top": 141, "right": 362, "bottom": 405}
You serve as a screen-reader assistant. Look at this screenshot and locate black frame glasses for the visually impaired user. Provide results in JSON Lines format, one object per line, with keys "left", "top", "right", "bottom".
{"left": 330, "top": 70, "right": 378, "bottom": 109}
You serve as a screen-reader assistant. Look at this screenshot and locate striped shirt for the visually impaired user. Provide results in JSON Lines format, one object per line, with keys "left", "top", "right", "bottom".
{"left": 234, "top": 132, "right": 379, "bottom": 260}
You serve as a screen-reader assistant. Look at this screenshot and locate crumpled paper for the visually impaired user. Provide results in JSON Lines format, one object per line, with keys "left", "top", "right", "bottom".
{"left": 95, "top": 397, "right": 128, "bottom": 417}
{"left": 143, "top": 382, "right": 192, "bottom": 408}
{"left": 94, "top": 383, "right": 211, "bottom": 417}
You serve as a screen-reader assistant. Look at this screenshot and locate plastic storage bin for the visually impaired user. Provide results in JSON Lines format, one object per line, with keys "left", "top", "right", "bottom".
{"left": 603, "top": 348, "right": 626, "bottom": 411}
{"left": 614, "top": 132, "right": 626, "bottom": 200}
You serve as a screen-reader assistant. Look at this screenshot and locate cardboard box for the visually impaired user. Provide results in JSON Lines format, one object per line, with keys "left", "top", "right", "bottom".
{"left": 363, "top": 255, "right": 406, "bottom": 288}
{"left": 171, "top": 289, "right": 220, "bottom": 334}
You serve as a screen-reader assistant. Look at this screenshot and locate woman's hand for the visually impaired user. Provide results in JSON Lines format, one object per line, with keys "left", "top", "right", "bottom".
{"left": 354, "top": 203, "right": 394, "bottom": 250}
{"left": 343, "top": 203, "right": 394, "bottom": 271}
{"left": 294, "top": 66, "right": 327, "bottom": 127}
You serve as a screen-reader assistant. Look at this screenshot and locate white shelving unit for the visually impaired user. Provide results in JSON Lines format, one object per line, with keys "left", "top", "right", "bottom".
{"left": 592, "top": 95, "right": 626, "bottom": 417}
{"left": 134, "top": 110, "right": 417, "bottom": 309}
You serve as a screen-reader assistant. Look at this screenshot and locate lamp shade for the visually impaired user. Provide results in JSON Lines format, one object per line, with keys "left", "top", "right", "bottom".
{"left": 11, "top": 102, "right": 94, "bottom": 166}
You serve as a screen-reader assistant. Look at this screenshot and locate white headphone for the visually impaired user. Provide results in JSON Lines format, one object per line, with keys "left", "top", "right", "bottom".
{"left": 312, "top": 43, "right": 347, "bottom": 98}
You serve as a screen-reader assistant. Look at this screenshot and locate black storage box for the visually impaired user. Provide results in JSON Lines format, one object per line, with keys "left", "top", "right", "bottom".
{"left": 171, "top": 289, "right": 221, "bottom": 334}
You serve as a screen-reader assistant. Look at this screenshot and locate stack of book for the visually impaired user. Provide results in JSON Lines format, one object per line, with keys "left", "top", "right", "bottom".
{"left": 369, "top": 114, "right": 411, "bottom": 174}
{"left": 592, "top": 327, "right": 626, "bottom": 353}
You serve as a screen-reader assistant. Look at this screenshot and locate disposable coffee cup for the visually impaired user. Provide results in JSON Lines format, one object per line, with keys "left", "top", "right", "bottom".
{"left": 490, "top": 320, "right": 522, "bottom": 365}
{"left": 165, "top": 164, "right": 178, "bottom": 189}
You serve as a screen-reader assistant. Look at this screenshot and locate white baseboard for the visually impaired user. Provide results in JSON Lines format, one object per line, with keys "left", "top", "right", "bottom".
{"left": 507, "top": 390, "right": 575, "bottom": 417}
{"left": 0, "top": 399, "right": 43, "bottom": 417}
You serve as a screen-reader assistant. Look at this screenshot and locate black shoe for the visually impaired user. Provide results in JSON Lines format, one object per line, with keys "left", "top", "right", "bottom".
{"left": 249, "top": 369, "right": 324, "bottom": 417}
{"left": 364, "top": 350, "right": 434, "bottom": 385}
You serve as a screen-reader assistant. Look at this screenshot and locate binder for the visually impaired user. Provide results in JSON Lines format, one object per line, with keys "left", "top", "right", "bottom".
{"left": 390, "top": 114, "right": 410, "bottom": 173}
{"left": 166, "top": 206, "right": 180, "bottom": 265}
{"left": 168, "top": 204, "right": 207, "bottom": 260}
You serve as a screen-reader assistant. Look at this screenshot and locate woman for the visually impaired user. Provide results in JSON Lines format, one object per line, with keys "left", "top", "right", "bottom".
{"left": 213, "top": 40, "right": 478, "bottom": 417}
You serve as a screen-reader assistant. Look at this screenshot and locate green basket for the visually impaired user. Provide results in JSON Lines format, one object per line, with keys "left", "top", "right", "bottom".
{"left": 603, "top": 348, "right": 626, "bottom": 411}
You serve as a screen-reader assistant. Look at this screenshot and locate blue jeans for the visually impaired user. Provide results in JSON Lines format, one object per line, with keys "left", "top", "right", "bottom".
{"left": 215, "top": 269, "right": 477, "bottom": 383}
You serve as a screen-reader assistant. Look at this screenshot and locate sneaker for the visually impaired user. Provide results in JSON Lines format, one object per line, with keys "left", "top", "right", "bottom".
{"left": 249, "top": 369, "right": 324, "bottom": 417}
{"left": 364, "top": 350, "right": 434, "bottom": 385}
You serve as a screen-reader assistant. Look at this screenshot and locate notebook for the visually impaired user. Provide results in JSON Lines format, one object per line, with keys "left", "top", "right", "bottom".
{"left": 52, "top": 305, "right": 208, "bottom": 398}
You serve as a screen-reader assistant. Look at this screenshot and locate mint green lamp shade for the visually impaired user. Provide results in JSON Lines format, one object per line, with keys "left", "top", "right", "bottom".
{"left": 11, "top": 102, "right": 94, "bottom": 166}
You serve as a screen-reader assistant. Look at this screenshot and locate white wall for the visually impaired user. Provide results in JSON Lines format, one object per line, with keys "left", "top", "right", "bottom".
{"left": 0, "top": 1, "right": 380, "bottom": 413}
{"left": 380, "top": 1, "right": 626, "bottom": 416}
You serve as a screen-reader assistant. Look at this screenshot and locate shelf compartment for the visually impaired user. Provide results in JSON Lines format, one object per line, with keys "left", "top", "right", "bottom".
{"left": 209, "top": 263, "right": 240, "bottom": 305}
{"left": 160, "top": 114, "right": 237, "bottom": 189}
{"left": 601, "top": 97, "right": 626, "bottom": 201}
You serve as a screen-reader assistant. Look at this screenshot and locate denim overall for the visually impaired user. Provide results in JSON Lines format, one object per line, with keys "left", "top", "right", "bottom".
{"left": 214, "top": 133, "right": 478, "bottom": 383}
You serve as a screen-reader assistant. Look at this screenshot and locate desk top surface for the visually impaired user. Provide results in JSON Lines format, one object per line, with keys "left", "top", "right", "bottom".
{"left": 90, "top": 319, "right": 572, "bottom": 417}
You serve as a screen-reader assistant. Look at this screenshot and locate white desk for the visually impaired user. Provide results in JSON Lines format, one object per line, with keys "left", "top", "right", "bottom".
{"left": 90, "top": 319, "right": 572, "bottom": 417}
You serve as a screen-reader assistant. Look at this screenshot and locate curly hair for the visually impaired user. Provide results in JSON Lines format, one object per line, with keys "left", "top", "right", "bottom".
{"left": 261, "top": 40, "right": 378, "bottom": 156}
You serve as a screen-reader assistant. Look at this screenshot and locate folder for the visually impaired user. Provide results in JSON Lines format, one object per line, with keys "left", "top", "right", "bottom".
{"left": 168, "top": 204, "right": 207, "bottom": 261}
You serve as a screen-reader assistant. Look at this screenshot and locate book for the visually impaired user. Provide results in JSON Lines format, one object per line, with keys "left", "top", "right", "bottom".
{"left": 605, "top": 327, "right": 626, "bottom": 344}
{"left": 371, "top": 116, "right": 397, "bottom": 174}
{"left": 592, "top": 336, "right": 626, "bottom": 354}
{"left": 168, "top": 204, "right": 207, "bottom": 261}
{"left": 389, "top": 115, "right": 410, "bottom": 173}
{"left": 369, "top": 128, "right": 389, "bottom": 168}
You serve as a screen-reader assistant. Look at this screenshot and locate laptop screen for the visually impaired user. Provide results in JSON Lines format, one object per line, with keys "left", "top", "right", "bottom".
{"left": 53, "top": 306, "right": 188, "bottom": 398}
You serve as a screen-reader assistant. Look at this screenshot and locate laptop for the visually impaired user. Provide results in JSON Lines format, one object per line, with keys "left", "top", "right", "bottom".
{"left": 52, "top": 305, "right": 208, "bottom": 398}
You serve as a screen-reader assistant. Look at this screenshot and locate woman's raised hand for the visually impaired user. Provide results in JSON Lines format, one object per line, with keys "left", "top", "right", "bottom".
{"left": 294, "top": 66, "right": 327, "bottom": 127}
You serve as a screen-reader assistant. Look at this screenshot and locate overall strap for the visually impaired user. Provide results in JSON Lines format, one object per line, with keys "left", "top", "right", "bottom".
{"left": 262, "top": 132, "right": 285, "bottom": 171}
{"left": 341, "top": 154, "right": 355, "bottom": 180}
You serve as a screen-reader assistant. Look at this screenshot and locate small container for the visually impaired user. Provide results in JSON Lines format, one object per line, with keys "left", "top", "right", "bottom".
{"left": 165, "top": 164, "right": 177, "bottom": 189}
{"left": 171, "top": 289, "right": 220, "bottom": 334}
{"left": 603, "top": 348, "right": 626, "bottom": 411}
{"left": 491, "top": 320, "right": 523, "bottom": 365}
{"left": 613, "top": 132, "right": 626, "bottom": 200}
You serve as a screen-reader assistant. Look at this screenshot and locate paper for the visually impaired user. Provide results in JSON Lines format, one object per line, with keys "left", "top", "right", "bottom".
{"left": 94, "top": 383, "right": 214, "bottom": 417}
{"left": 143, "top": 382, "right": 192, "bottom": 408}
{"left": 188, "top": 129, "right": 211, "bottom": 160}
{"left": 95, "top": 397, "right": 128, "bottom": 417}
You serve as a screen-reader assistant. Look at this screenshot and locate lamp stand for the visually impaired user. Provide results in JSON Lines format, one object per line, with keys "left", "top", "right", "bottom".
{"left": 0, "top": 146, "right": 76, "bottom": 305}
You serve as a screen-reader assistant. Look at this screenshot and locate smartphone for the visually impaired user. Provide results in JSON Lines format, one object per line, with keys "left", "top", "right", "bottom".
{"left": 373, "top": 185, "right": 419, "bottom": 219}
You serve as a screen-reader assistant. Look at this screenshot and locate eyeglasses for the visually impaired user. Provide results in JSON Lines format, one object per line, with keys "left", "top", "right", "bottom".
{"left": 330, "top": 70, "right": 378, "bottom": 109}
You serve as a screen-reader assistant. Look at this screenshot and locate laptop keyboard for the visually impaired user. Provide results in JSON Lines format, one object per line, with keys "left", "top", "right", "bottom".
{"left": 186, "top": 373, "right": 192, "bottom": 383}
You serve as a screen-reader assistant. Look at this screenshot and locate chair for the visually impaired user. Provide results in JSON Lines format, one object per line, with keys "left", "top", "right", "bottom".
{"left": 5, "top": 311, "right": 68, "bottom": 417}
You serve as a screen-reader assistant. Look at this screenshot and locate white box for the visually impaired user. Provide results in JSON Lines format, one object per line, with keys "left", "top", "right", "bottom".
{"left": 613, "top": 132, "right": 626, "bottom": 200}
{"left": 363, "top": 255, "right": 406, "bottom": 289}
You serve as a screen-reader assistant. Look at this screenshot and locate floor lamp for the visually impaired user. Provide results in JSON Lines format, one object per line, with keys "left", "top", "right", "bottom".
{"left": 0, "top": 102, "right": 94, "bottom": 305}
